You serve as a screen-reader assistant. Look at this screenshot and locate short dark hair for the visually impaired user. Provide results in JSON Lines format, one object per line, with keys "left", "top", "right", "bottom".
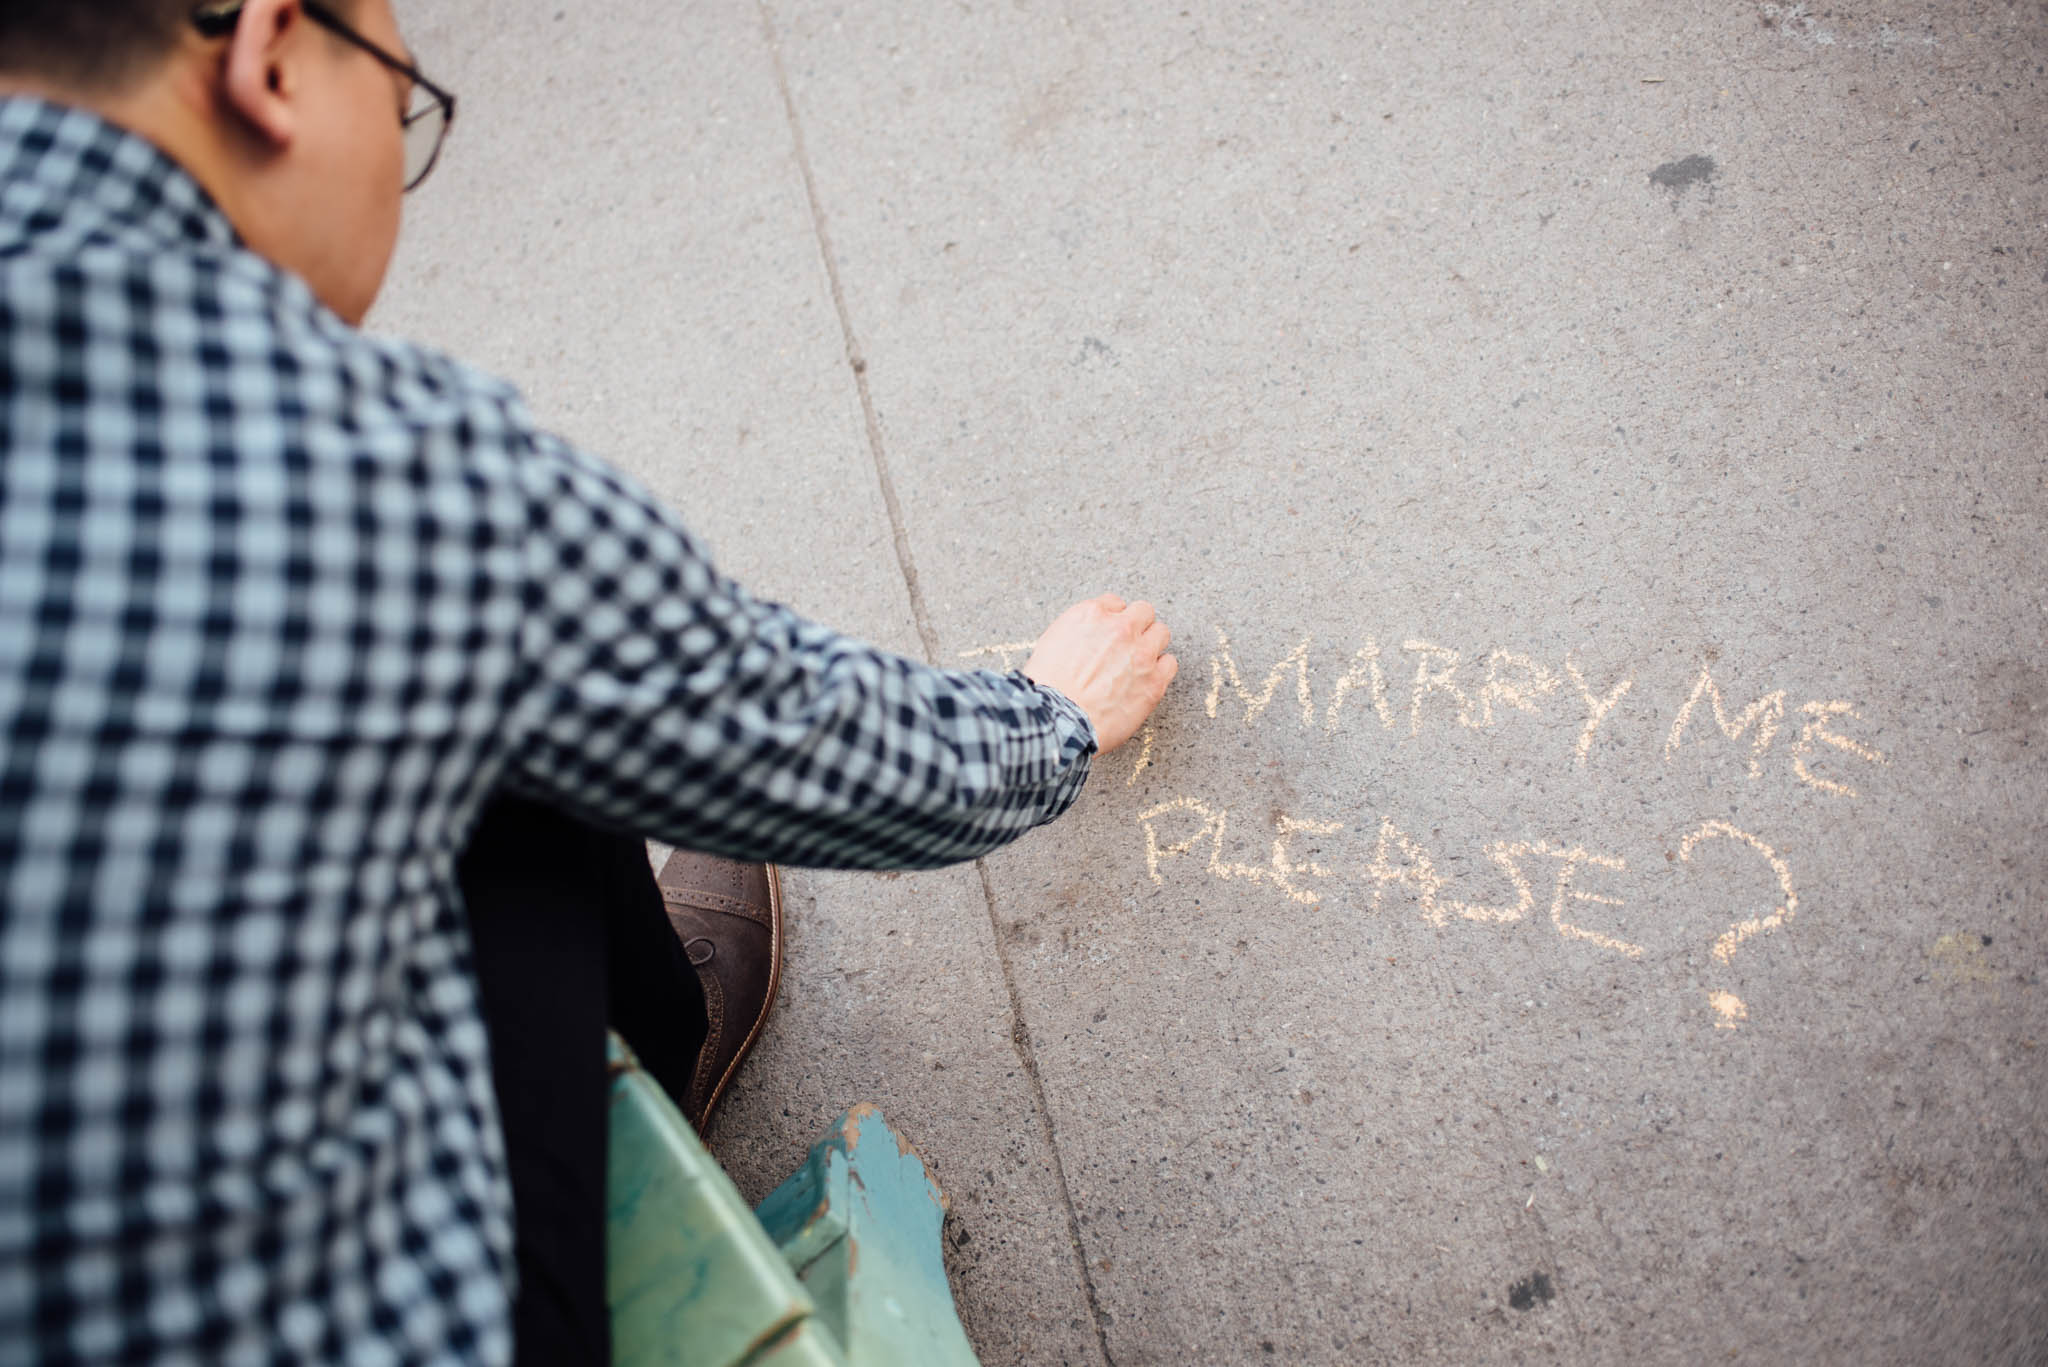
{"left": 0, "top": 0, "right": 361, "bottom": 92}
{"left": 0, "top": 2, "right": 199, "bottom": 89}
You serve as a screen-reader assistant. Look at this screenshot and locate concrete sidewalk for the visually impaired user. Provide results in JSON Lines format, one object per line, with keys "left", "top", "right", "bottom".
{"left": 375, "top": 1, "right": 2047, "bottom": 1362}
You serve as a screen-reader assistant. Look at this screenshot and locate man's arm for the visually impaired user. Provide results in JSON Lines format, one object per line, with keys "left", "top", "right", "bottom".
{"left": 500, "top": 423, "right": 1174, "bottom": 868}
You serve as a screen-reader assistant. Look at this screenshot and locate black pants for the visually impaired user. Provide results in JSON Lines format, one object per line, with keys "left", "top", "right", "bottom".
{"left": 459, "top": 794, "right": 710, "bottom": 1366}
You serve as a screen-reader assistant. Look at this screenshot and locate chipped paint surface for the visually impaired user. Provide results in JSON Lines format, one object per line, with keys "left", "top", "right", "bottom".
{"left": 755, "top": 1107, "right": 978, "bottom": 1363}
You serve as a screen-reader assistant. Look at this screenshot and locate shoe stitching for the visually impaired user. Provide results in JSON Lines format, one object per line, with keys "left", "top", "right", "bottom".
{"left": 696, "top": 867, "right": 783, "bottom": 1134}
{"left": 690, "top": 970, "right": 728, "bottom": 1122}
{"left": 658, "top": 886, "right": 771, "bottom": 924}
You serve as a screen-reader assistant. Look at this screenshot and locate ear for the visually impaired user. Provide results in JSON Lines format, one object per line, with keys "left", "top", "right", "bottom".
{"left": 218, "top": 0, "right": 307, "bottom": 149}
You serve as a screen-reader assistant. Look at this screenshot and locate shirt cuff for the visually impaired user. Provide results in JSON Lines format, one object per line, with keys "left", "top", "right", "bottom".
{"left": 1011, "top": 672, "right": 1097, "bottom": 824}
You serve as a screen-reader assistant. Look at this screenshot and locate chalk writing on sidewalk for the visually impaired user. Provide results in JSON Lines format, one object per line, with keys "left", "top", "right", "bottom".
{"left": 964, "top": 625, "right": 1892, "bottom": 1028}
{"left": 962, "top": 627, "right": 1888, "bottom": 795}
{"left": 1131, "top": 800, "right": 1800, "bottom": 1029}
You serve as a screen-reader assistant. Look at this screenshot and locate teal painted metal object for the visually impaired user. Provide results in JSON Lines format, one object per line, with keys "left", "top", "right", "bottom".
{"left": 755, "top": 1104, "right": 983, "bottom": 1367}
{"left": 605, "top": 1034, "right": 981, "bottom": 1367}
{"left": 606, "top": 1035, "right": 843, "bottom": 1366}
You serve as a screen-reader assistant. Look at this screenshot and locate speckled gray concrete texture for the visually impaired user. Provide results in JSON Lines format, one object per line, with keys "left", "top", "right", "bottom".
{"left": 376, "top": 1, "right": 2046, "bottom": 1362}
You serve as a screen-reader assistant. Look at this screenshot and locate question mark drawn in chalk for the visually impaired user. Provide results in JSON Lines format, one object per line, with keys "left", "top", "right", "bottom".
{"left": 1679, "top": 820, "right": 1799, "bottom": 1029}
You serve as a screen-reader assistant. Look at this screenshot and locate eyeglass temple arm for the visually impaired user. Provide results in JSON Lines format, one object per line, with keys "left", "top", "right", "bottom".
{"left": 191, "top": 2, "right": 244, "bottom": 38}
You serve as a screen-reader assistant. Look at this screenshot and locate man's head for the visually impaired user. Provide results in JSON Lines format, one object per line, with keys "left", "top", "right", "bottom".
{"left": 0, "top": 0, "right": 447, "bottom": 324}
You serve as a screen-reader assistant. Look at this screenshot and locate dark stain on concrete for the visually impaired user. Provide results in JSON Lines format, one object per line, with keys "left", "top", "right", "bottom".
{"left": 1650, "top": 154, "right": 1717, "bottom": 194}
{"left": 1974, "top": 657, "right": 2045, "bottom": 760}
{"left": 1075, "top": 335, "right": 1117, "bottom": 367}
{"left": 1508, "top": 1271, "right": 1556, "bottom": 1310}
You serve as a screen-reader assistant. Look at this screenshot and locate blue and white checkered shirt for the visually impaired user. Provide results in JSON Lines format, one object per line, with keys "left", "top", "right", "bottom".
{"left": 0, "top": 98, "right": 1094, "bottom": 1365}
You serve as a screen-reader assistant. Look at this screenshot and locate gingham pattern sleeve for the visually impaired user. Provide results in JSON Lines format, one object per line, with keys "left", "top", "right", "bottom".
{"left": 502, "top": 422, "right": 1098, "bottom": 867}
{"left": 0, "top": 94, "right": 1099, "bottom": 1367}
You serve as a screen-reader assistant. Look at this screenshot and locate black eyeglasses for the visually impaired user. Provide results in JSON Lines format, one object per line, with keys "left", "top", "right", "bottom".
{"left": 192, "top": 1, "right": 457, "bottom": 191}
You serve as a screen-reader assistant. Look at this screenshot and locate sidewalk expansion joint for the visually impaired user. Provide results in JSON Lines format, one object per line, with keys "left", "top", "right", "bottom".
{"left": 756, "top": 7, "right": 1115, "bottom": 1363}
{"left": 973, "top": 858, "right": 1119, "bottom": 1367}
{"left": 754, "top": 0, "right": 937, "bottom": 666}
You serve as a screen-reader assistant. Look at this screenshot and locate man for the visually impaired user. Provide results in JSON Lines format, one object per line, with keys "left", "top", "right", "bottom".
{"left": 0, "top": 1, "right": 1176, "bottom": 1361}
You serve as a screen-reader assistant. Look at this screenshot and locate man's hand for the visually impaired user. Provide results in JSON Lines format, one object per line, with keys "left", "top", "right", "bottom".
{"left": 1021, "top": 595, "right": 1177, "bottom": 753}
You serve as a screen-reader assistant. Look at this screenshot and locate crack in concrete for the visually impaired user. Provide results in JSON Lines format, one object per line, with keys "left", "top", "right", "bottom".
{"left": 973, "top": 859, "right": 1119, "bottom": 1367}
{"left": 756, "top": 6, "right": 1115, "bottom": 1362}
{"left": 753, "top": 1, "right": 938, "bottom": 666}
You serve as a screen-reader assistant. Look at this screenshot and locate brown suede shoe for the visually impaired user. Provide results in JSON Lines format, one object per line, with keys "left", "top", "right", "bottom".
{"left": 654, "top": 851, "right": 783, "bottom": 1136}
